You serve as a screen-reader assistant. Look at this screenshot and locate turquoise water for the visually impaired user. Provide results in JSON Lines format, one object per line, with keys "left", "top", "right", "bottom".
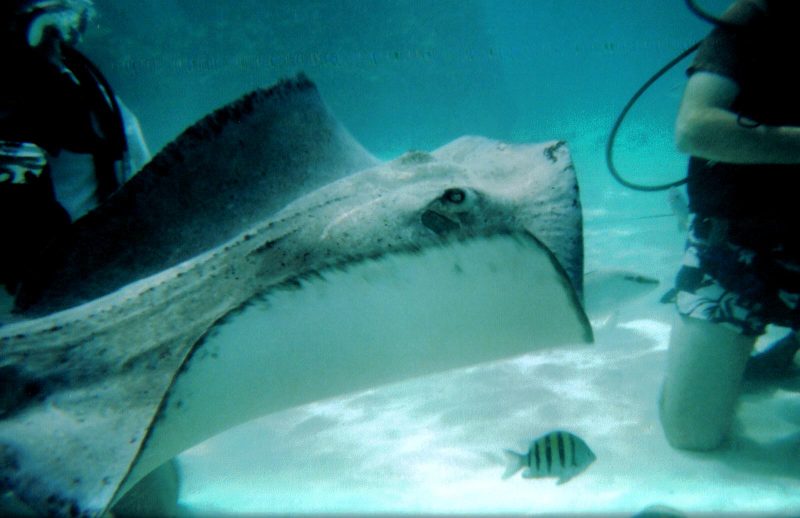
{"left": 85, "top": 0, "right": 721, "bottom": 228}
{"left": 87, "top": 0, "right": 712, "bottom": 158}
{"left": 73, "top": 0, "right": 797, "bottom": 515}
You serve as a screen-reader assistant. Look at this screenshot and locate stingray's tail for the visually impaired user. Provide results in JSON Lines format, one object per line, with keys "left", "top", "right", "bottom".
{"left": 502, "top": 449, "right": 525, "bottom": 479}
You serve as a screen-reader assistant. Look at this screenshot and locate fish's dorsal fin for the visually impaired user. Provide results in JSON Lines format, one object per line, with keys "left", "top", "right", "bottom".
{"left": 16, "top": 74, "right": 379, "bottom": 316}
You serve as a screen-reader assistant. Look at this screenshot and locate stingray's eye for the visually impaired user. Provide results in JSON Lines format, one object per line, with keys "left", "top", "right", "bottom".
{"left": 442, "top": 188, "right": 466, "bottom": 205}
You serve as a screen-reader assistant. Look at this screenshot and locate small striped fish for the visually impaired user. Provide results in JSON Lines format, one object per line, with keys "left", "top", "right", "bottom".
{"left": 502, "top": 430, "right": 595, "bottom": 484}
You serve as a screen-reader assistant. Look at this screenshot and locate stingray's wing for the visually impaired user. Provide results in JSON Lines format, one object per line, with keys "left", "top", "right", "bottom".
{"left": 15, "top": 74, "right": 379, "bottom": 316}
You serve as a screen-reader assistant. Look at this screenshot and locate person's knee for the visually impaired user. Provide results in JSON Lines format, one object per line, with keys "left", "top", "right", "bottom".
{"left": 658, "top": 317, "right": 754, "bottom": 451}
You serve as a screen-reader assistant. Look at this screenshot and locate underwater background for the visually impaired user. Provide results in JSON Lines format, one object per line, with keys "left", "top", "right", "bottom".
{"left": 79, "top": 0, "right": 799, "bottom": 514}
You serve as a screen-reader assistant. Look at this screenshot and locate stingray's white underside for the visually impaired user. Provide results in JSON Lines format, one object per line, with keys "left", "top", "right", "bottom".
{"left": 124, "top": 233, "right": 592, "bottom": 497}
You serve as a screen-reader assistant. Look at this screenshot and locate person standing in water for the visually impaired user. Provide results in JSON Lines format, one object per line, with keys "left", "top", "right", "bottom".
{"left": 0, "top": 0, "right": 149, "bottom": 299}
{"left": 660, "top": 0, "right": 800, "bottom": 450}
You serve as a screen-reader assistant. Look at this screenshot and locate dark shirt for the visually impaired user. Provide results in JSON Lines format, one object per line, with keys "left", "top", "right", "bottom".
{"left": 0, "top": 42, "right": 109, "bottom": 155}
{"left": 0, "top": 40, "right": 125, "bottom": 293}
{"left": 686, "top": 1, "right": 800, "bottom": 242}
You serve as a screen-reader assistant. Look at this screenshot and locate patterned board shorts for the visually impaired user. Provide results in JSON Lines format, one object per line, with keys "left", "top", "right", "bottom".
{"left": 673, "top": 216, "right": 800, "bottom": 337}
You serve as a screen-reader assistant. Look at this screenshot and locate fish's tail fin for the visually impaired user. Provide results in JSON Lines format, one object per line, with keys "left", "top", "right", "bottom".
{"left": 502, "top": 449, "right": 525, "bottom": 479}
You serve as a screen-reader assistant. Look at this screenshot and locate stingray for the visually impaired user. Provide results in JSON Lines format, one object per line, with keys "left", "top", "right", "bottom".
{"left": 0, "top": 75, "right": 591, "bottom": 516}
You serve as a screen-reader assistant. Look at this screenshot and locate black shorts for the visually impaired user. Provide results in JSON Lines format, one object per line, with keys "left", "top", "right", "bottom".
{"left": 674, "top": 217, "right": 800, "bottom": 337}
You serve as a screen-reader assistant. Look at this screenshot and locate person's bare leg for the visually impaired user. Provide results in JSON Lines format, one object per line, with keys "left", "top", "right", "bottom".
{"left": 659, "top": 316, "right": 755, "bottom": 450}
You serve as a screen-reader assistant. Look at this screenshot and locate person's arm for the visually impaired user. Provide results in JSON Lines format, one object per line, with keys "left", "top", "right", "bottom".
{"left": 675, "top": 71, "right": 800, "bottom": 164}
